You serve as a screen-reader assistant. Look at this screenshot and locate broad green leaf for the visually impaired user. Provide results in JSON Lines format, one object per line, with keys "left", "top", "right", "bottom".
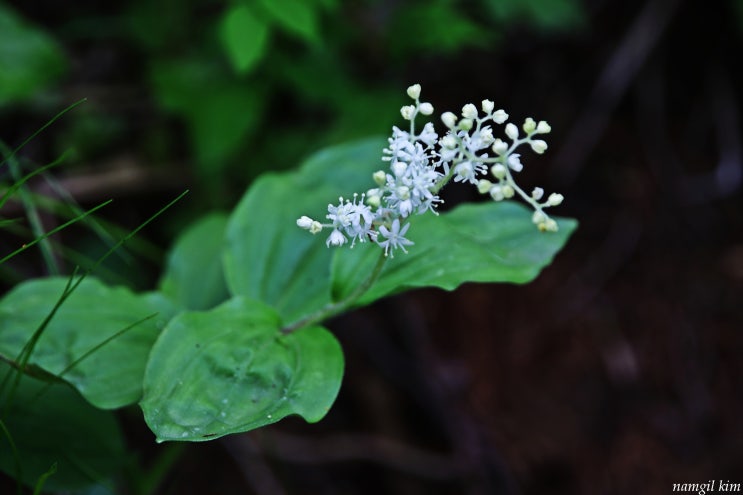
{"left": 140, "top": 297, "right": 343, "bottom": 442}
{"left": 219, "top": 4, "right": 270, "bottom": 74}
{"left": 0, "top": 277, "right": 176, "bottom": 409}
{"left": 0, "top": 4, "right": 67, "bottom": 106}
{"left": 258, "top": 0, "right": 319, "bottom": 43}
{"left": 331, "top": 201, "right": 577, "bottom": 305}
{"left": 0, "top": 363, "right": 125, "bottom": 491}
{"left": 159, "top": 212, "right": 230, "bottom": 311}
{"left": 224, "top": 137, "right": 386, "bottom": 323}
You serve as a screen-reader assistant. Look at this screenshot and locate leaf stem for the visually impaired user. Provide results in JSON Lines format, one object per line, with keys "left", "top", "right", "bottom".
{"left": 281, "top": 250, "right": 388, "bottom": 334}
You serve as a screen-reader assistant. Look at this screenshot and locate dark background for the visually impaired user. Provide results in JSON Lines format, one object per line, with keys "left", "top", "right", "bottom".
{"left": 1, "top": 0, "right": 742, "bottom": 493}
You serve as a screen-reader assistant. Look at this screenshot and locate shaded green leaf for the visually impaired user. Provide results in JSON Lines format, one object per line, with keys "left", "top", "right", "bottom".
{"left": 0, "top": 3, "right": 67, "bottom": 106}
{"left": 219, "top": 4, "right": 270, "bottom": 74}
{"left": 224, "top": 137, "right": 386, "bottom": 323}
{"left": 140, "top": 297, "right": 343, "bottom": 442}
{"left": 332, "top": 201, "right": 577, "bottom": 305}
{"left": 258, "top": 0, "right": 319, "bottom": 43}
{"left": 150, "top": 58, "right": 265, "bottom": 170}
{"left": 0, "top": 277, "right": 176, "bottom": 409}
{"left": 159, "top": 213, "right": 230, "bottom": 311}
{"left": 0, "top": 363, "right": 125, "bottom": 491}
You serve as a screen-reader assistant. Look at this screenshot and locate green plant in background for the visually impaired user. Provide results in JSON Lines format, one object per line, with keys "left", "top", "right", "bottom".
{"left": 0, "top": 3, "right": 67, "bottom": 107}
{"left": 1, "top": 86, "right": 575, "bottom": 493}
{"left": 0, "top": 0, "right": 588, "bottom": 491}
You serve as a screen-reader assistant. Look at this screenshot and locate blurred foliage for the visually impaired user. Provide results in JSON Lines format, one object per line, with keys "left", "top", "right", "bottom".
{"left": 0, "top": 2, "right": 67, "bottom": 106}
{"left": 1, "top": 0, "right": 586, "bottom": 205}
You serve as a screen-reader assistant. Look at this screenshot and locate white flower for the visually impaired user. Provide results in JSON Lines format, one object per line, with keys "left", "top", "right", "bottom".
{"left": 531, "top": 187, "right": 544, "bottom": 200}
{"left": 507, "top": 153, "right": 523, "bottom": 172}
{"left": 417, "top": 122, "right": 438, "bottom": 146}
{"left": 377, "top": 219, "right": 413, "bottom": 257}
{"left": 326, "top": 229, "right": 347, "bottom": 247}
{"left": 505, "top": 123, "right": 519, "bottom": 140}
{"left": 482, "top": 99, "right": 495, "bottom": 114}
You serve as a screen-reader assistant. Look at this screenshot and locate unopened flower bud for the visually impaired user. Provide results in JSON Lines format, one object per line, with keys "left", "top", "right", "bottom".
{"left": 309, "top": 221, "right": 322, "bottom": 234}
{"left": 373, "top": 170, "right": 387, "bottom": 186}
{"left": 491, "top": 163, "right": 507, "bottom": 179}
{"left": 419, "top": 102, "right": 434, "bottom": 115}
{"left": 492, "top": 139, "right": 508, "bottom": 155}
{"left": 546, "top": 192, "right": 564, "bottom": 206}
{"left": 536, "top": 121, "right": 551, "bottom": 134}
{"left": 297, "top": 216, "right": 314, "bottom": 229}
{"left": 531, "top": 187, "right": 544, "bottom": 200}
{"left": 502, "top": 184, "right": 515, "bottom": 198}
{"left": 459, "top": 118, "right": 473, "bottom": 131}
{"left": 492, "top": 109, "right": 509, "bottom": 124}
{"left": 505, "top": 123, "right": 519, "bottom": 140}
{"left": 523, "top": 117, "right": 536, "bottom": 134}
{"left": 477, "top": 179, "right": 493, "bottom": 194}
{"left": 532, "top": 211, "right": 546, "bottom": 224}
{"left": 401, "top": 105, "right": 416, "bottom": 120}
{"left": 441, "top": 111, "right": 457, "bottom": 128}
{"left": 406, "top": 84, "right": 421, "bottom": 100}
{"left": 490, "top": 185, "right": 504, "bottom": 201}
{"left": 462, "top": 103, "right": 478, "bottom": 119}
{"left": 482, "top": 99, "right": 495, "bottom": 114}
{"left": 530, "top": 139, "right": 548, "bottom": 154}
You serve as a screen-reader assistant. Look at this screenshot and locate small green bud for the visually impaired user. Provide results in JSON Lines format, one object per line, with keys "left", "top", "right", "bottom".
{"left": 502, "top": 184, "right": 515, "bottom": 198}
{"left": 523, "top": 117, "right": 536, "bottom": 134}
{"left": 491, "top": 163, "right": 507, "bottom": 179}
{"left": 477, "top": 179, "right": 493, "bottom": 194}
{"left": 373, "top": 170, "right": 387, "bottom": 186}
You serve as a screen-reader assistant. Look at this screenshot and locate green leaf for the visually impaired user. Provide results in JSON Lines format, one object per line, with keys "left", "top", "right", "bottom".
{"left": 258, "top": 0, "right": 319, "bottom": 43}
{"left": 150, "top": 58, "right": 265, "bottom": 171}
{"left": 224, "top": 137, "right": 386, "bottom": 323}
{"left": 0, "top": 3, "right": 67, "bottom": 106}
{"left": 389, "top": 2, "right": 492, "bottom": 56}
{"left": 0, "top": 364, "right": 125, "bottom": 491}
{"left": 0, "top": 277, "right": 176, "bottom": 409}
{"left": 483, "top": 0, "right": 586, "bottom": 31}
{"left": 331, "top": 201, "right": 577, "bottom": 304}
{"left": 140, "top": 297, "right": 343, "bottom": 442}
{"left": 159, "top": 213, "right": 230, "bottom": 311}
{"left": 219, "top": 4, "right": 270, "bottom": 74}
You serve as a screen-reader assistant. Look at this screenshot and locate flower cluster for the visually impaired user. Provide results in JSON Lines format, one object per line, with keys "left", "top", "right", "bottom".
{"left": 297, "top": 84, "right": 564, "bottom": 256}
